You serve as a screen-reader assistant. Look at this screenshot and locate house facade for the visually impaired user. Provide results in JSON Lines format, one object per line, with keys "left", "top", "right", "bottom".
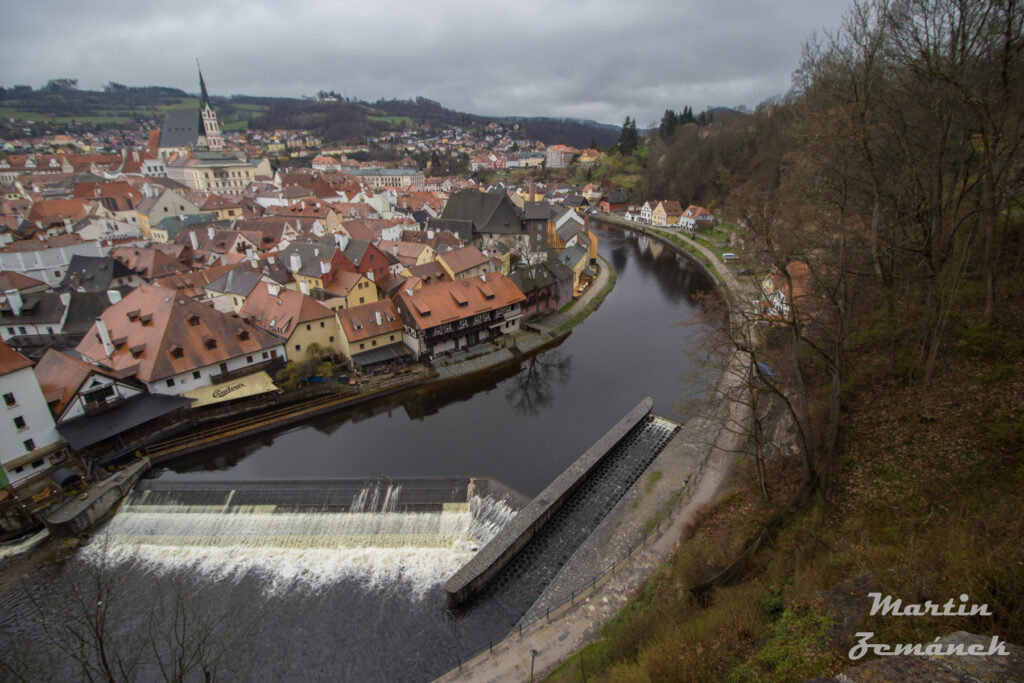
{"left": 394, "top": 272, "right": 525, "bottom": 360}
{"left": 0, "top": 341, "right": 63, "bottom": 488}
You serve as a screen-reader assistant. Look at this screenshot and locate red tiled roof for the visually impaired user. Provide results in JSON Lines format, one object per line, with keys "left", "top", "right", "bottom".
{"left": 395, "top": 272, "right": 524, "bottom": 332}
{"left": 0, "top": 339, "right": 33, "bottom": 376}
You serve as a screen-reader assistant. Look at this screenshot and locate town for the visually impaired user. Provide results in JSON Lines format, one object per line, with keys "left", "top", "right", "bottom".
{"left": 0, "top": 70, "right": 718, "bottom": 528}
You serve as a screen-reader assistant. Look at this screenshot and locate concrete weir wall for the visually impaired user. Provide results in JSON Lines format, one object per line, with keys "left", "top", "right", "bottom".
{"left": 445, "top": 397, "right": 654, "bottom": 607}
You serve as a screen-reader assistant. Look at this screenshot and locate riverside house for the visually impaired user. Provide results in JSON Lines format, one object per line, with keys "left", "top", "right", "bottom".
{"left": 394, "top": 272, "right": 525, "bottom": 361}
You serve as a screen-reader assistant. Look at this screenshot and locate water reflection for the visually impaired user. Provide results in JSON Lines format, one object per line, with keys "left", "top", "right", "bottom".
{"left": 503, "top": 351, "right": 573, "bottom": 416}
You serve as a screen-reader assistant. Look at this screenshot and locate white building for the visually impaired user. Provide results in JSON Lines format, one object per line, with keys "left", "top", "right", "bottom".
{"left": 0, "top": 341, "right": 63, "bottom": 487}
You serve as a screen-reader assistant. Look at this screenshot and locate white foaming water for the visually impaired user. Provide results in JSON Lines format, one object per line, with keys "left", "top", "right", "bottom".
{"left": 84, "top": 484, "right": 517, "bottom": 598}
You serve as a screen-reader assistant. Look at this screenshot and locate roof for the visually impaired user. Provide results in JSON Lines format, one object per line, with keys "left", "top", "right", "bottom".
{"left": 0, "top": 291, "right": 66, "bottom": 325}
{"left": 337, "top": 299, "right": 403, "bottom": 343}
{"left": 60, "top": 256, "right": 135, "bottom": 292}
{"left": 56, "top": 393, "right": 190, "bottom": 451}
{"left": 111, "top": 247, "right": 188, "bottom": 280}
{"left": 239, "top": 282, "right": 335, "bottom": 338}
{"left": 438, "top": 245, "right": 490, "bottom": 276}
{"left": 33, "top": 349, "right": 124, "bottom": 417}
{"left": 602, "top": 190, "right": 629, "bottom": 204}
{"left": 440, "top": 190, "right": 523, "bottom": 235}
{"left": 558, "top": 244, "right": 588, "bottom": 269}
{"left": 75, "top": 283, "right": 283, "bottom": 382}
{"left": 160, "top": 108, "right": 201, "bottom": 150}
{"left": 395, "top": 272, "right": 525, "bottom": 332}
{"left": 0, "top": 271, "right": 46, "bottom": 291}
{"left": 0, "top": 339, "right": 33, "bottom": 375}
{"left": 350, "top": 343, "right": 409, "bottom": 367}
{"left": 206, "top": 267, "right": 264, "bottom": 297}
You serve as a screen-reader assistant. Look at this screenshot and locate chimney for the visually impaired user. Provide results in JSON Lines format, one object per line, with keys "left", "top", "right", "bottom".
{"left": 106, "top": 289, "right": 122, "bottom": 305}
{"left": 320, "top": 259, "right": 331, "bottom": 275}
{"left": 267, "top": 282, "right": 281, "bottom": 297}
{"left": 207, "top": 226, "right": 216, "bottom": 240}
{"left": 481, "top": 273, "right": 487, "bottom": 282}
{"left": 95, "top": 317, "right": 115, "bottom": 357}
{"left": 375, "top": 311, "right": 382, "bottom": 326}
{"left": 5, "top": 289, "right": 23, "bottom": 316}
{"left": 290, "top": 252, "right": 302, "bottom": 273}
{"left": 59, "top": 292, "right": 71, "bottom": 308}
{"left": 392, "top": 245, "right": 398, "bottom": 255}
{"left": 189, "top": 230, "right": 199, "bottom": 250}
{"left": 427, "top": 229, "right": 435, "bottom": 239}
{"left": 338, "top": 234, "right": 350, "bottom": 250}
{"left": 299, "top": 280, "right": 310, "bottom": 295}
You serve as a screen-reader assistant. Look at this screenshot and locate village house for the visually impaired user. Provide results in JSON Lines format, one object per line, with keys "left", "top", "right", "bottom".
{"left": 509, "top": 258, "right": 575, "bottom": 319}
{"left": 0, "top": 340, "right": 64, "bottom": 488}
{"left": 437, "top": 245, "right": 492, "bottom": 281}
{"left": 75, "top": 283, "right": 285, "bottom": 396}
{"left": 394, "top": 272, "right": 525, "bottom": 360}
{"left": 239, "top": 281, "right": 341, "bottom": 361}
{"left": 336, "top": 299, "right": 408, "bottom": 372}
{"left": 652, "top": 200, "right": 683, "bottom": 227}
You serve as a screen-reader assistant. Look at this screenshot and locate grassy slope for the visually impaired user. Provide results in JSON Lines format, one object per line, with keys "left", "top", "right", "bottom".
{"left": 546, "top": 274, "right": 1024, "bottom": 682}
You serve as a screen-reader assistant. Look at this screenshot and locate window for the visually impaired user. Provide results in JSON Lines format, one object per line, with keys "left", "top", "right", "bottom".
{"left": 306, "top": 324, "right": 311, "bottom": 331}
{"left": 166, "top": 378, "right": 175, "bottom": 387}
{"left": 320, "top": 321, "right": 325, "bottom": 328}
{"left": 246, "top": 355, "right": 253, "bottom": 363}
{"left": 31, "top": 459, "right": 44, "bottom": 469}
{"left": 3, "top": 392, "right": 14, "bottom": 407}
{"left": 359, "top": 297, "right": 365, "bottom": 304}
{"left": 295, "top": 344, "right": 301, "bottom": 352}
{"left": 6, "top": 328, "right": 13, "bottom": 335}
{"left": 192, "top": 371, "right": 201, "bottom": 380}
{"left": 262, "top": 352, "right": 269, "bottom": 360}
{"left": 359, "top": 343, "right": 365, "bottom": 350}
{"left": 390, "top": 335, "right": 395, "bottom": 342}
{"left": 13, "top": 416, "right": 26, "bottom": 430}
{"left": 18, "top": 326, "right": 26, "bottom": 335}
{"left": 371, "top": 340, "right": 377, "bottom": 347}
{"left": 329, "top": 336, "right": 334, "bottom": 343}
{"left": 23, "top": 438, "right": 35, "bottom": 452}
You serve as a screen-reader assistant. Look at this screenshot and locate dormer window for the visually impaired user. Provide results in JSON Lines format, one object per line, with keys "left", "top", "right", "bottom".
{"left": 169, "top": 345, "right": 184, "bottom": 359}
{"left": 130, "top": 343, "right": 146, "bottom": 358}
{"left": 126, "top": 310, "right": 140, "bottom": 321}
{"left": 139, "top": 313, "right": 152, "bottom": 325}
{"left": 187, "top": 314, "right": 200, "bottom": 326}
{"left": 236, "top": 327, "right": 249, "bottom": 341}
{"left": 203, "top": 336, "right": 217, "bottom": 350}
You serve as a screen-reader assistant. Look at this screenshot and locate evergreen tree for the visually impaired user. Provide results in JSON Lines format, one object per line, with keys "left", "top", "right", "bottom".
{"left": 618, "top": 116, "right": 639, "bottom": 155}
{"left": 659, "top": 110, "right": 678, "bottom": 140}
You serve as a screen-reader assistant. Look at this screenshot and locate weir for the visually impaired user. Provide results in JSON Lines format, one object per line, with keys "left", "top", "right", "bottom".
{"left": 446, "top": 397, "right": 680, "bottom": 611}
{"left": 90, "top": 477, "right": 527, "bottom": 595}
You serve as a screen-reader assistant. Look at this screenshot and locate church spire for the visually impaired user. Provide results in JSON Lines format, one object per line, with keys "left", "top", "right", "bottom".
{"left": 197, "top": 59, "right": 210, "bottom": 108}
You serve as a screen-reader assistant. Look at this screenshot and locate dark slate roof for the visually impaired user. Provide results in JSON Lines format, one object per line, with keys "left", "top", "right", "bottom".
{"left": 428, "top": 218, "right": 474, "bottom": 243}
{"left": 57, "top": 393, "right": 191, "bottom": 451}
{"left": 556, "top": 219, "right": 586, "bottom": 242}
{"left": 63, "top": 291, "right": 130, "bottom": 335}
{"left": 522, "top": 202, "right": 553, "bottom": 221}
{"left": 350, "top": 342, "right": 410, "bottom": 368}
{"left": 154, "top": 212, "right": 223, "bottom": 239}
{"left": 0, "top": 292, "right": 65, "bottom": 326}
{"left": 206, "top": 268, "right": 263, "bottom": 297}
{"left": 441, "top": 190, "right": 523, "bottom": 236}
{"left": 342, "top": 239, "right": 371, "bottom": 266}
{"left": 60, "top": 256, "right": 135, "bottom": 292}
{"left": 563, "top": 195, "right": 589, "bottom": 207}
{"left": 509, "top": 258, "right": 574, "bottom": 295}
{"left": 603, "top": 189, "right": 629, "bottom": 204}
{"left": 558, "top": 244, "right": 588, "bottom": 269}
{"left": 279, "top": 242, "right": 336, "bottom": 278}
{"left": 159, "top": 108, "right": 201, "bottom": 149}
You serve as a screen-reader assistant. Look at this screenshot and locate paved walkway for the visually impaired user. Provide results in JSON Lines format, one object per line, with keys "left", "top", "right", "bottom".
{"left": 434, "top": 225, "right": 756, "bottom": 682}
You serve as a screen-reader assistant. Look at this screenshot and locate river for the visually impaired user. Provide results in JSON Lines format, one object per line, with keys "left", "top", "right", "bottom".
{"left": 0, "top": 225, "right": 716, "bottom": 682}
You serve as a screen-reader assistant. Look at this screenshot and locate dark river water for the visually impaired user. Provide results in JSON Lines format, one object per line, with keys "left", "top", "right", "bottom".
{"left": 0, "top": 225, "right": 716, "bottom": 682}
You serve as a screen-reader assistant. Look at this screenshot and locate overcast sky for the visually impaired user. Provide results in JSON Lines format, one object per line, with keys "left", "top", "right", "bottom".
{"left": 1, "top": 0, "right": 853, "bottom": 127}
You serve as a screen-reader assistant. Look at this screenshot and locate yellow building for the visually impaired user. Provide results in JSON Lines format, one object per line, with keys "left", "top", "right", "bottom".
{"left": 336, "top": 300, "right": 406, "bottom": 365}
{"left": 239, "top": 282, "right": 342, "bottom": 360}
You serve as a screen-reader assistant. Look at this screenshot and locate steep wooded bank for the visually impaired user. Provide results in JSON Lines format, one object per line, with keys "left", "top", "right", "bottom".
{"left": 548, "top": 0, "right": 1024, "bottom": 680}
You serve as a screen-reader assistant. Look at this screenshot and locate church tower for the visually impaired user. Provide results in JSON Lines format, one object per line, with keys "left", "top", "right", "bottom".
{"left": 197, "top": 62, "right": 223, "bottom": 152}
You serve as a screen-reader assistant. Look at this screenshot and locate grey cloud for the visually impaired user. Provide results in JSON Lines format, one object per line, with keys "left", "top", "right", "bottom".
{"left": 1, "top": 0, "right": 852, "bottom": 126}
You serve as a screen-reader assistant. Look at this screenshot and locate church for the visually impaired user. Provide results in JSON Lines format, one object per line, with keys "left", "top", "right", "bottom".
{"left": 157, "top": 64, "right": 224, "bottom": 160}
{"left": 156, "top": 66, "right": 269, "bottom": 195}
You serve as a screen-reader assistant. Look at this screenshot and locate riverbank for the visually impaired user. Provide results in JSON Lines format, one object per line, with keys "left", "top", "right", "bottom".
{"left": 434, "top": 221, "right": 752, "bottom": 681}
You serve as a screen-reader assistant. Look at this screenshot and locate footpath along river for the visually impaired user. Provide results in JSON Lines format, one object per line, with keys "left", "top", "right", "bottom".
{"left": 0, "top": 224, "right": 717, "bottom": 681}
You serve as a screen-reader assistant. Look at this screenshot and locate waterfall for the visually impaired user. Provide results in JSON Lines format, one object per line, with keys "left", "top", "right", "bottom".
{"left": 84, "top": 482, "right": 517, "bottom": 598}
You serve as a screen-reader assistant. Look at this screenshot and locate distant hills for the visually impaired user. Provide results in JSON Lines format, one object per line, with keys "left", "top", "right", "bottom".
{"left": 0, "top": 84, "right": 624, "bottom": 148}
